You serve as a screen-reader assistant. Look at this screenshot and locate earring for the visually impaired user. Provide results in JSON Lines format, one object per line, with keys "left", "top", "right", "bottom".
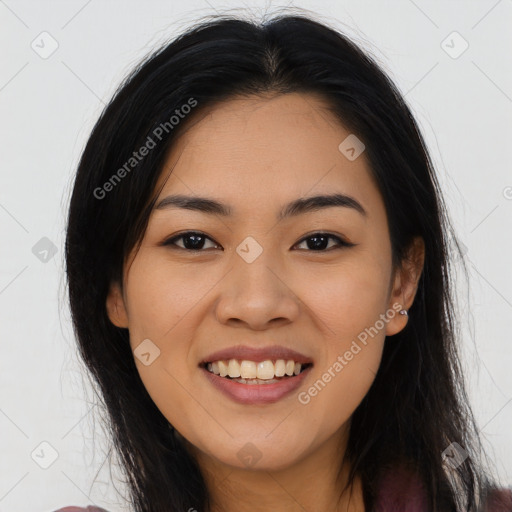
{"left": 399, "top": 309, "right": 408, "bottom": 316}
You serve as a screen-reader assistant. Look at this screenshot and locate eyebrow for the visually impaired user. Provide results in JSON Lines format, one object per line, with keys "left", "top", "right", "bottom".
{"left": 154, "top": 192, "right": 367, "bottom": 220}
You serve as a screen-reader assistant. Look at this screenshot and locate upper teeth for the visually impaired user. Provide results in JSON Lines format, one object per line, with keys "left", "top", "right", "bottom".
{"left": 206, "top": 359, "right": 304, "bottom": 379}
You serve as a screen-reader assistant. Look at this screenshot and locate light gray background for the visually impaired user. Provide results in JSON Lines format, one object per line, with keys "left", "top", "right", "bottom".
{"left": 1, "top": 1, "right": 511, "bottom": 510}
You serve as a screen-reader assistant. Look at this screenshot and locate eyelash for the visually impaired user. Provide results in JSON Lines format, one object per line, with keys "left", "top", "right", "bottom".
{"left": 162, "top": 231, "right": 355, "bottom": 252}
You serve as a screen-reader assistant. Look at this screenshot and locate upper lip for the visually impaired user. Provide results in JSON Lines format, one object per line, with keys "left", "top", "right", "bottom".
{"left": 200, "top": 345, "right": 313, "bottom": 365}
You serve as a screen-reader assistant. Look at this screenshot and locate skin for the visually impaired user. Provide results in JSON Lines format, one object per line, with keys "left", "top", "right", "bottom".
{"left": 106, "top": 92, "right": 425, "bottom": 512}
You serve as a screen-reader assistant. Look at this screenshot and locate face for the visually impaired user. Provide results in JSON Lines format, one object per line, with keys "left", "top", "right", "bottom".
{"left": 106, "top": 92, "right": 423, "bottom": 473}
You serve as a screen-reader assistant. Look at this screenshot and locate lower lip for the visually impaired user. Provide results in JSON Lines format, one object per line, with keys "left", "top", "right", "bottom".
{"left": 201, "top": 365, "right": 313, "bottom": 405}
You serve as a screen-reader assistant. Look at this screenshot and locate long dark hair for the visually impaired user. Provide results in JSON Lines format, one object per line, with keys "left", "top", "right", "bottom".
{"left": 64, "top": 9, "right": 502, "bottom": 511}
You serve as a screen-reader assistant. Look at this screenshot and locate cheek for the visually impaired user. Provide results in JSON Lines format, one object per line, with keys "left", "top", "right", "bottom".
{"left": 304, "top": 346, "right": 383, "bottom": 432}
{"left": 122, "top": 255, "right": 215, "bottom": 424}
{"left": 124, "top": 255, "right": 214, "bottom": 339}
{"left": 298, "top": 257, "right": 391, "bottom": 339}
{"left": 300, "top": 311, "right": 386, "bottom": 429}
{"left": 294, "top": 259, "right": 388, "bottom": 413}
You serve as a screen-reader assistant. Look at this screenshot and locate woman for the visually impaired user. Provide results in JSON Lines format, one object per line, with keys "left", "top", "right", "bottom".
{"left": 59, "top": 10, "right": 512, "bottom": 512}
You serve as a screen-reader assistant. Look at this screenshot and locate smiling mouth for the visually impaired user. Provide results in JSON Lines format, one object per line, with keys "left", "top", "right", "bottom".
{"left": 199, "top": 360, "right": 313, "bottom": 384}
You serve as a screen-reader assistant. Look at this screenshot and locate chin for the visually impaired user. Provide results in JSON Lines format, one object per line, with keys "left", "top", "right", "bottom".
{"left": 204, "top": 432, "right": 310, "bottom": 471}
{"left": 219, "top": 450, "right": 302, "bottom": 472}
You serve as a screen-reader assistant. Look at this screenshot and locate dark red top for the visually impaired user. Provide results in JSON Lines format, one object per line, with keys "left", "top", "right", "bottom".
{"left": 54, "top": 468, "right": 512, "bottom": 512}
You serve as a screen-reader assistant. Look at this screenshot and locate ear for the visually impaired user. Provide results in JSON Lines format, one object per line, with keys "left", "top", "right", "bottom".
{"left": 106, "top": 280, "right": 129, "bottom": 328}
{"left": 385, "top": 236, "right": 425, "bottom": 337}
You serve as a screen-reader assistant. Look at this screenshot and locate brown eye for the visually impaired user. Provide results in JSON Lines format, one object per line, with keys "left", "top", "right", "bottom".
{"left": 294, "top": 233, "right": 355, "bottom": 251}
{"left": 163, "top": 231, "right": 220, "bottom": 251}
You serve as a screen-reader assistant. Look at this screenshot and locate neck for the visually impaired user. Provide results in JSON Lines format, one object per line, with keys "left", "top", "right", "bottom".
{"left": 188, "top": 426, "right": 365, "bottom": 512}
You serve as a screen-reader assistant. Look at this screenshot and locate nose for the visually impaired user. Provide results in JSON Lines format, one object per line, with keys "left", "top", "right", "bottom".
{"left": 214, "top": 249, "right": 300, "bottom": 331}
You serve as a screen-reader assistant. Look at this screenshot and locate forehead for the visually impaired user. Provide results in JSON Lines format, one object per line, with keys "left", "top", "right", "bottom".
{"left": 155, "top": 92, "right": 383, "bottom": 220}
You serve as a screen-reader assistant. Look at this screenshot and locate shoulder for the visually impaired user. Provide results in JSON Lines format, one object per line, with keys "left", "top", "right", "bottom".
{"left": 374, "top": 464, "right": 428, "bottom": 511}
{"left": 54, "top": 507, "right": 110, "bottom": 512}
{"left": 374, "top": 464, "right": 512, "bottom": 512}
{"left": 483, "top": 487, "right": 512, "bottom": 512}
